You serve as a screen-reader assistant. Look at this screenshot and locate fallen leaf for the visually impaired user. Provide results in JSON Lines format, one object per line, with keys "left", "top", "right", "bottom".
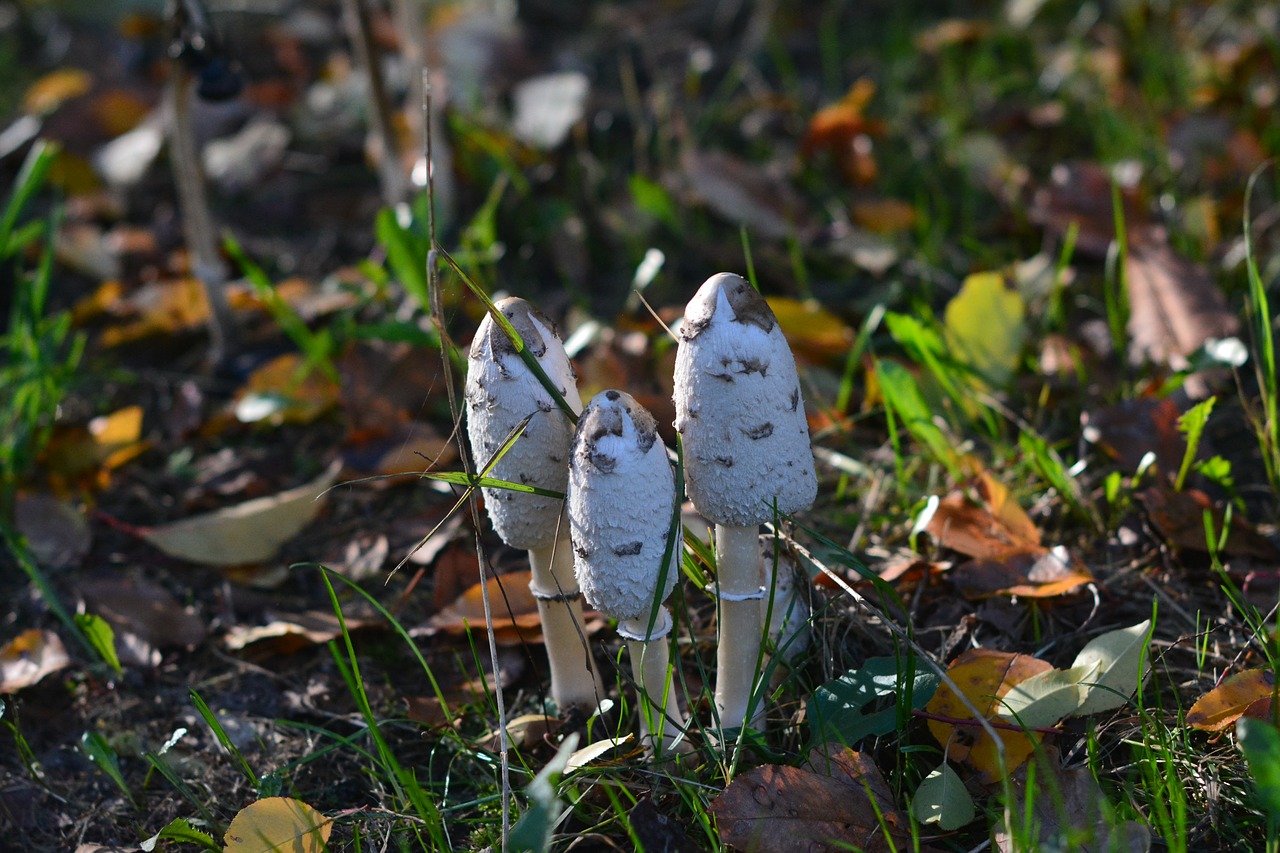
{"left": 76, "top": 577, "right": 207, "bottom": 664}
{"left": 142, "top": 459, "right": 342, "bottom": 566}
{"left": 14, "top": 493, "right": 91, "bottom": 569}
{"left": 851, "top": 199, "right": 916, "bottom": 234}
{"left": 98, "top": 278, "right": 212, "bottom": 348}
{"left": 680, "top": 149, "right": 805, "bottom": 241}
{"left": 628, "top": 795, "right": 702, "bottom": 853}
{"left": 1027, "top": 161, "right": 1151, "bottom": 258}
{"left": 925, "top": 648, "right": 1051, "bottom": 782}
{"left": 915, "top": 19, "right": 993, "bottom": 53}
{"left": 711, "top": 748, "right": 906, "bottom": 853}
{"left": 926, "top": 489, "right": 1040, "bottom": 561}
{"left": 224, "top": 610, "right": 378, "bottom": 654}
{"left": 998, "top": 665, "right": 1090, "bottom": 728}
{"left": 426, "top": 569, "right": 546, "bottom": 645}
{"left": 1125, "top": 241, "right": 1239, "bottom": 371}
{"left": 1141, "top": 487, "right": 1279, "bottom": 560}
{"left": 944, "top": 272, "right": 1026, "bottom": 387}
{"left": 1187, "top": 669, "right": 1276, "bottom": 732}
{"left": 802, "top": 78, "right": 883, "bottom": 185}
{"left": 1069, "top": 620, "right": 1152, "bottom": 717}
{"left": 1082, "top": 397, "right": 1187, "bottom": 476}
{"left": 994, "top": 750, "right": 1151, "bottom": 853}
{"left": 224, "top": 797, "right": 332, "bottom": 853}
{"left": 766, "top": 297, "right": 854, "bottom": 363}
{"left": 911, "top": 762, "right": 975, "bottom": 831}
{"left": 808, "top": 656, "right": 940, "bottom": 749}
{"left": 0, "top": 630, "right": 71, "bottom": 692}
{"left": 566, "top": 735, "right": 633, "bottom": 772}
{"left": 23, "top": 68, "right": 93, "bottom": 115}
{"left": 233, "top": 353, "right": 341, "bottom": 426}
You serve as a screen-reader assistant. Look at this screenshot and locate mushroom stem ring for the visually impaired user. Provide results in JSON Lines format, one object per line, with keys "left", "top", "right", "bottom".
{"left": 706, "top": 584, "right": 766, "bottom": 602}
{"left": 529, "top": 585, "right": 584, "bottom": 604}
{"left": 616, "top": 608, "right": 674, "bottom": 643}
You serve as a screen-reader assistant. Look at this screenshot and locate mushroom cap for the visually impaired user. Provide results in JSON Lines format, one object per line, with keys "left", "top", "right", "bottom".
{"left": 568, "top": 390, "right": 679, "bottom": 621}
{"left": 465, "top": 297, "right": 583, "bottom": 550}
{"left": 673, "top": 273, "right": 816, "bottom": 526}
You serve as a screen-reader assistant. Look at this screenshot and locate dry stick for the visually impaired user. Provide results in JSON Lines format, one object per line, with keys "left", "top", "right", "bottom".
{"left": 168, "top": 66, "right": 237, "bottom": 367}
{"left": 420, "top": 69, "right": 510, "bottom": 849}
{"left": 341, "top": 0, "right": 409, "bottom": 207}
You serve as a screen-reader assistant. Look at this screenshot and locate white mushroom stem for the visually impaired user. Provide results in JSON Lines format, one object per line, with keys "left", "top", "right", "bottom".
{"left": 618, "top": 608, "right": 684, "bottom": 756}
{"left": 713, "top": 524, "right": 766, "bottom": 732}
{"left": 528, "top": 541, "right": 600, "bottom": 712}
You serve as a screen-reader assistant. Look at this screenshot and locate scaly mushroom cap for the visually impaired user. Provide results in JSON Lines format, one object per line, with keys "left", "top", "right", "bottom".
{"left": 568, "top": 390, "right": 679, "bottom": 621}
{"left": 465, "top": 297, "right": 583, "bottom": 550}
{"left": 673, "top": 273, "right": 816, "bottom": 526}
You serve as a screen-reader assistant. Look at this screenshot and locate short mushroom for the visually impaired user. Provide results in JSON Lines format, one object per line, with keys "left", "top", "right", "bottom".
{"left": 568, "top": 390, "right": 685, "bottom": 755}
{"left": 673, "top": 273, "right": 816, "bottom": 734}
{"left": 465, "top": 297, "right": 601, "bottom": 712}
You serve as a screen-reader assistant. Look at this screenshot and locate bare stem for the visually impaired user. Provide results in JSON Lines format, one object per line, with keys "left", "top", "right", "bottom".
{"left": 529, "top": 541, "right": 602, "bottom": 712}
{"left": 714, "top": 523, "right": 765, "bottom": 733}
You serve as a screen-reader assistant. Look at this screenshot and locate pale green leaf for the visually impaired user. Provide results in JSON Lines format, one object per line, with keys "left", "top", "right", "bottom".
{"left": 911, "top": 762, "right": 975, "bottom": 830}
{"left": 944, "top": 271, "right": 1026, "bottom": 387}
{"left": 1238, "top": 717, "right": 1280, "bottom": 823}
{"left": 998, "top": 664, "right": 1091, "bottom": 727}
{"left": 1070, "top": 620, "right": 1152, "bottom": 716}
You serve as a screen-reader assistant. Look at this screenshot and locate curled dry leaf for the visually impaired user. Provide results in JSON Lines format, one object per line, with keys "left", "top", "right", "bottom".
{"left": 926, "top": 482, "right": 1040, "bottom": 561}
{"left": 0, "top": 630, "right": 71, "bottom": 692}
{"left": 141, "top": 459, "right": 342, "bottom": 566}
{"left": 711, "top": 747, "right": 908, "bottom": 853}
{"left": 1187, "top": 669, "right": 1276, "bottom": 732}
{"left": 1125, "top": 242, "right": 1238, "bottom": 371}
{"left": 925, "top": 648, "right": 1052, "bottom": 782}
{"left": 1140, "top": 487, "right": 1280, "bottom": 560}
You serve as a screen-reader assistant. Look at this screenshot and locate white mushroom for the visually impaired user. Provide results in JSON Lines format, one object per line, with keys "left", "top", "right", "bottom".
{"left": 568, "top": 390, "right": 685, "bottom": 755}
{"left": 673, "top": 273, "right": 816, "bottom": 734}
{"left": 465, "top": 297, "right": 601, "bottom": 712}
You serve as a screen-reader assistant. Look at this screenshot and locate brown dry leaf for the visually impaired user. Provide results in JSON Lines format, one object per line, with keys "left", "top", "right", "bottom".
{"left": 234, "top": 353, "right": 341, "bottom": 426}
{"left": 956, "top": 546, "right": 1093, "bottom": 599}
{"left": 852, "top": 198, "right": 917, "bottom": 234}
{"left": 1082, "top": 397, "right": 1187, "bottom": 476}
{"left": 710, "top": 747, "right": 906, "bottom": 853}
{"left": 1141, "top": 486, "right": 1280, "bottom": 560}
{"left": 426, "top": 570, "right": 546, "bottom": 645}
{"left": 0, "top": 630, "right": 71, "bottom": 692}
{"left": 802, "top": 78, "right": 884, "bottom": 186}
{"left": 915, "top": 19, "right": 993, "bottom": 53}
{"left": 1027, "top": 161, "right": 1152, "bottom": 258}
{"left": 14, "top": 493, "right": 91, "bottom": 569}
{"left": 975, "top": 472, "right": 1040, "bottom": 547}
{"left": 142, "top": 459, "right": 342, "bottom": 566}
{"left": 338, "top": 341, "right": 447, "bottom": 435}
{"left": 76, "top": 577, "right": 206, "bottom": 664}
{"left": 1125, "top": 242, "right": 1239, "bottom": 370}
{"left": 1187, "top": 669, "right": 1277, "bottom": 732}
{"left": 680, "top": 149, "right": 806, "bottom": 241}
{"left": 994, "top": 751, "right": 1151, "bottom": 853}
{"left": 926, "top": 488, "right": 1040, "bottom": 561}
{"left": 925, "top": 649, "right": 1051, "bottom": 782}
{"left": 224, "top": 610, "right": 378, "bottom": 655}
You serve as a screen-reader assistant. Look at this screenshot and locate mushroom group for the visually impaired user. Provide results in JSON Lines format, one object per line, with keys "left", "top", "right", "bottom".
{"left": 461, "top": 273, "right": 815, "bottom": 751}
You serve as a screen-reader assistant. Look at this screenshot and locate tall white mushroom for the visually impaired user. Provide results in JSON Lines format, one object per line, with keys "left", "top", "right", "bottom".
{"left": 673, "top": 273, "right": 817, "bottom": 734}
{"left": 568, "top": 390, "right": 685, "bottom": 755}
{"left": 465, "top": 297, "right": 601, "bottom": 712}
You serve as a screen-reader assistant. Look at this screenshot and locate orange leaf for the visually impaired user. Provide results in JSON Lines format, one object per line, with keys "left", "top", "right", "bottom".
{"left": 926, "top": 489, "right": 1039, "bottom": 560}
{"left": 1187, "top": 669, "right": 1277, "bottom": 732}
{"left": 925, "top": 649, "right": 1051, "bottom": 782}
{"left": 23, "top": 68, "right": 92, "bottom": 115}
{"left": 851, "top": 199, "right": 917, "bottom": 235}
{"left": 428, "top": 570, "right": 546, "bottom": 644}
{"left": 234, "top": 353, "right": 341, "bottom": 426}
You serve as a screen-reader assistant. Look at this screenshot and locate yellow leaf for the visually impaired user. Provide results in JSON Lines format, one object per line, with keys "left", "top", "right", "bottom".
{"left": 223, "top": 797, "right": 332, "bottom": 853}
{"left": 925, "top": 648, "right": 1048, "bottom": 782}
{"left": 143, "top": 460, "right": 341, "bottom": 566}
{"left": 23, "top": 68, "right": 93, "bottom": 115}
{"left": 234, "top": 353, "right": 341, "bottom": 426}
{"left": 944, "top": 271, "right": 1025, "bottom": 387}
{"left": 766, "top": 296, "right": 854, "bottom": 363}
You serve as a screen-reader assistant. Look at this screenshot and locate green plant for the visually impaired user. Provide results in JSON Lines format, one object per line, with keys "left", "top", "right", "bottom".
{"left": 0, "top": 140, "right": 84, "bottom": 516}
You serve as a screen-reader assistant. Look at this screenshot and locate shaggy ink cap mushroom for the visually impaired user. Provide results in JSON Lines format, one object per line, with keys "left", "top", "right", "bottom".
{"left": 673, "top": 273, "right": 816, "bottom": 526}
{"left": 465, "top": 297, "right": 583, "bottom": 551}
{"left": 568, "top": 390, "right": 679, "bottom": 624}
